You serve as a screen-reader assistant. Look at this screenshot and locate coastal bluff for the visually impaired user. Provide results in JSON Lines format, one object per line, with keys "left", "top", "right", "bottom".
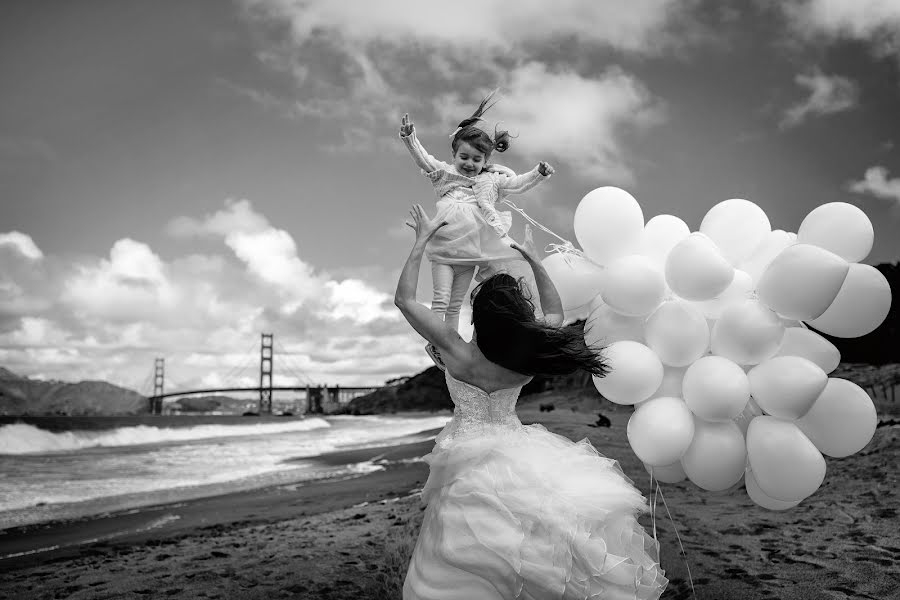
{"left": 339, "top": 366, "right": 593, "bottom": 415}
{"left": 0, "top": 367, "right": 148, "bottom": 416}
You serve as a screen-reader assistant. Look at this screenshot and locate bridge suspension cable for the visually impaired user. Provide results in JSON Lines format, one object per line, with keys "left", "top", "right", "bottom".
{"left": 273, "top": 339, "right": 316, "bottom": 387}
{"left": 218, "top": 340, "right": 260, "bottom": 388}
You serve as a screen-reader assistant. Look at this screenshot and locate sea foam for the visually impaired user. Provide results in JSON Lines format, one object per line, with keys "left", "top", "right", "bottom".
{"left": 0, "top": 418, "right": 332, "bottom": 455}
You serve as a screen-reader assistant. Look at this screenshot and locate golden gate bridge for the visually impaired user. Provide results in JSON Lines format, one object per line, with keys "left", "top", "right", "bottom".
{"left": 141, "top": 333, "right": 380, "bottom": 415}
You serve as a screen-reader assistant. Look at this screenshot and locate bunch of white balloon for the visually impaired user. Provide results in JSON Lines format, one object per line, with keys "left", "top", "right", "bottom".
{"left": 542, "top": 187, "right": 891, "bottom": 510}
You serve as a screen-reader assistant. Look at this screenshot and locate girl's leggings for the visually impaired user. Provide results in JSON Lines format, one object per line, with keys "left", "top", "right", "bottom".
{"left": 431, "top": 263, "right": 476, "bottom": 332}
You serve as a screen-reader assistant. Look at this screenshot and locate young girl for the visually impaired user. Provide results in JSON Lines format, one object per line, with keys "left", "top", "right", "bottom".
{"left": 398, "top": 93, "right": 555, "bottom": 340}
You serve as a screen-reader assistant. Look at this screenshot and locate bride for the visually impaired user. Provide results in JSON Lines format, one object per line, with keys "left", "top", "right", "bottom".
{"left": 395, "top": 204, "right": 668, "bottom": 600}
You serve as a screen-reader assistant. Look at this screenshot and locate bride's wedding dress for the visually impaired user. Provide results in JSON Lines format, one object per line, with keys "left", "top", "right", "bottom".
{"left": 403, "top": 369, "right": 668, "bottom": 600}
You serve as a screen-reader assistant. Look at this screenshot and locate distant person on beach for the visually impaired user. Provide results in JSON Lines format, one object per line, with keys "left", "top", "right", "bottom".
{"left": 395, "top": 206, "right": 668, "bottom": 599}
{"left": 399, "top": 90, "right": 553, "bottom": 362}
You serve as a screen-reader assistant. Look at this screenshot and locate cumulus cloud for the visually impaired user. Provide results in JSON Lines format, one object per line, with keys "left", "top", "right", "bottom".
{"left": 1, "top": 202, "right": 421, "bottom": 389}
{"left": 62, "top": 238, "right": 179, "bottom": 324}
{"left": 167, "top": 199, "right": 396, "bottom": 322}
{"left": 783, "top": 0, "right": 900, "bottom": 60}
{"left": 849, "top": 166, "right": 900, "bottom": 206}
{"left": 0, "top": 231, "right": 44, "bottom": 260}
{"left": 780, "top": 69, "right": 858, "bottom": 129}
{"left": 435, "top": 64, "right": 664, "bottom": 181}
{"left": 235, "top": 0, "right": 679, "bottom": 157}
{"left": 241, "top": 0, "right": 684, "bottom": 54}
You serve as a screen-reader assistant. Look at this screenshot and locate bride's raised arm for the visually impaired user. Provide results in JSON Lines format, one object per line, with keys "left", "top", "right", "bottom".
{"left": 394, "top": 205, "right": 467, "bottom": 358}
{"left": 509, "top": 225, "right": 564, "bottom": 327}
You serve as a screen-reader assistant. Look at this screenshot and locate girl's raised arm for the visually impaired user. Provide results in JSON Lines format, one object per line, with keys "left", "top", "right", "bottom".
{"left": 399, "top": 113, "right": 442, "bottom": 173}
{"left": 497, "top": 161, "right": 554, "bottom": 195}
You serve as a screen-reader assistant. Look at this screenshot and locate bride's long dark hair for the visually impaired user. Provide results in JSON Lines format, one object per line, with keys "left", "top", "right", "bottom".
{"left": 471, "top": 273, "right": 608, "bottom": 378}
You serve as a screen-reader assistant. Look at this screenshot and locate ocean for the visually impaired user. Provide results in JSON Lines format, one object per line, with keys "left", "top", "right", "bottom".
{"left": 0, "top": 414, "right": 451, "bottom": 534}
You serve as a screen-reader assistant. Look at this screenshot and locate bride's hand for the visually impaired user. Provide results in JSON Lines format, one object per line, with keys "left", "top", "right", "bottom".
{"left": 405, "top": 204, "right": 447, "bottom": 244}
{"left": 510, "top": 224, "right": 540, "bottom": 262}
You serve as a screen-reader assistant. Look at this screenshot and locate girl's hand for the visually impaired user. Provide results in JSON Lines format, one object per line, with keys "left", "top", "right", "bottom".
{"left": 405, "top": 204, "right": 447, "bottom": 244}
{"left": 538, "top": 161, "right": 554, "bottom": 176}
{"left": 510, "top": 224, "right": 540, "bottom": 262}
{"left": 400, "top": 113, "right": 415, "bottom": 137}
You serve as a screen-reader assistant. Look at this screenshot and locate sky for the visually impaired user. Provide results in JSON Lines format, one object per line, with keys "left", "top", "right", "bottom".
{"left": 1, "top": 0, "right": 899, "bottom": 393}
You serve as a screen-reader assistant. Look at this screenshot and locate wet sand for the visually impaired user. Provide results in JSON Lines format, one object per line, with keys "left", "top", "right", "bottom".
{"left": 1, "top": 384, "right": 899, "bottom": 599}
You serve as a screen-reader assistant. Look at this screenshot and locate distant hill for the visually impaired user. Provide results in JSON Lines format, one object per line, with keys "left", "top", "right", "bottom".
{"left": 169, "top": 395, "right": 261, "bottom": 414}
{"left": 340, "top": 362, "right": 587, "bottom": 416}
{"left": 0, "top": 369, "right": 148, "bottom": 416}
{"left": 341, "top": 366, "right": 452, "bottom": 414}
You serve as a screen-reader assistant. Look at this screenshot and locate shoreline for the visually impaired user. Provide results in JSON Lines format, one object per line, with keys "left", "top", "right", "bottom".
{"left": 1, "top": 394, "right": 898, "bottom": 599}
{"left": 0, "top": 434, "right": 437, "bottom": 570}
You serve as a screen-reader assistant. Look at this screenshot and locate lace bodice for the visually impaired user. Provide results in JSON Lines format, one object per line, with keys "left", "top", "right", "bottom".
{"left": 434, "top": 370, "right": 527, "bottom": 449}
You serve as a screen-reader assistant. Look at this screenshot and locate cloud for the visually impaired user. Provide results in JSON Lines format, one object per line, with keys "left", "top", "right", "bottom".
{"left": 848, "top": 166, "right": 900, "bottom": 206}
{"left": 435, "top": 64, "right": 665, "bottom": 181}
{"left": 234, "top": 0, "right": 681, "bottom": 154}
{"left": 1, "top": 201, "right": 418, "bottom": 389}
{"left": 0, "top": 232, "right": 44, "bottom": 260}
{"left": 167, "top": 199, "right": 396, "bottom": 321}
{"left": 241, "top": 0, "right": 685, "bottom": 53}
{"left": 783, "top": 0, "right": 900, "bottom": 60}
{"left": 780, "top": 69, "right": 858, "bottom": 128}
{"left": 62, "top": 238, "right": 179, "bottom": 324}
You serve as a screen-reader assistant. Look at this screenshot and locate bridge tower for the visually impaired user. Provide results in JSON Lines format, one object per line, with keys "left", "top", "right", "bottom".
{"left": 153, "top": 357, "right": 164, "bottom": 415}
{"left": 259, "top": 333, "right": 273, "bottom": 414}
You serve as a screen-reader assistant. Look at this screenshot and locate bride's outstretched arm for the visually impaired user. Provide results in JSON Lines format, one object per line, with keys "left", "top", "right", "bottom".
{"left": 510, "top": 225, "right": 564, "bottom": 327}
{"left": 394, "top": 205, "right": 466, "bottom": 356}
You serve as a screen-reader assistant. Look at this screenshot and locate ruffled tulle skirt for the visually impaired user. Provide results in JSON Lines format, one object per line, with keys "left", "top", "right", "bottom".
{"left": 425, "top": 198, "right": 522, "bottom": 265}
{"left": 403, "top": 424, "right": 668, "bottom": 600}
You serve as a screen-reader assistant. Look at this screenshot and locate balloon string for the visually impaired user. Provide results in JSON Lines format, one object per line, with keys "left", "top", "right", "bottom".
{"left": 500, "top": 199, "right": 604, "bottom": 269}
{"left": 500, "top": 198, "right": 571, "bottom": 247}
{"left": 650, "top": 470, "right": 658, "bottom": 544}
{"left": 655, "top": 481, "right": 697, "bottom": 599}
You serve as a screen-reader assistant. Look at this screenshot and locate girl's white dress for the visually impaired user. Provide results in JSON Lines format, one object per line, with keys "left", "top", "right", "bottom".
{"left": 400, "top": 131, "right": 549, "bottom": 267}
{"left": 403, "top": 370, "right": 669, "bottom": 600}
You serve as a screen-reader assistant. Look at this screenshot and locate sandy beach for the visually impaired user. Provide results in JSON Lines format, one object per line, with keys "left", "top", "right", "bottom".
{"left": 2, "top": 385, "right": 898, "bottom": 600}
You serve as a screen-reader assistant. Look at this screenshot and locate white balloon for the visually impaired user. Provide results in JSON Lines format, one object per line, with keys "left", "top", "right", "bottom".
{"left": 806, "top": 264, "right": 892, "bottom": 338}
{"left": 796, "top": 378, "right": 878, "bottom": 458}
{"left": 640, "top": 215, "right": 690, "bottom": 268}
{"left": 738, "top": 230, "right": 794, "bottom": 285}
{"left": 798, "top": 202, "right": 874, "bottom": 263}
{"left": 665, "top": 233, "right": 735, "bottom": 301}
{"left": 757, "top": 244, "right": 849, "bottom": 320}
{"left": 592, "top": 341, "right": 663, "bottom": 405}
{"left": 732, "top": 397, "right": 764, "bottom": 438}
{"left": 774, "top": 327, "right": 841, "bottom": 373}
{"left": 747, "top": 356, "right": 827, "bottom": 420}
{"left": 601, "top": 254, "right": 666, "bottom": 317}
{"left": 694, "top": 269, "right": 754, "bottom": 319}
{"left": 745, "top": 467, "right": 800, "bottom": 511}
{"left": 645, "top": 460, "right": 687, "bottom": 484}
{"left": 681, "top": 418, "right": 747, "bottom": 492}
{"left": 541, "top": 252, "right": 605, "bottom": 311}
{"left": 574, "top": 187, "right": 644, "bottom": 265}
{"left": 627, "top": 396, "right": 696, "bottom": 466}
{"left": 584, "top": 301, "right": 646, "bottom": 348}
{"left": 746, "top": 417, "right": 826, "bottom": 502}
{"left": 682, "top": 356, "right": 750, "bottom": 421}
{"left": 711, "top": 299, "right": 785, "bottom": 365}
{"left": 645, "top": 300, "right": 710, "bottom": 366}
{"left": 700, "top": 199, "right": 772, "bottom": 266}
